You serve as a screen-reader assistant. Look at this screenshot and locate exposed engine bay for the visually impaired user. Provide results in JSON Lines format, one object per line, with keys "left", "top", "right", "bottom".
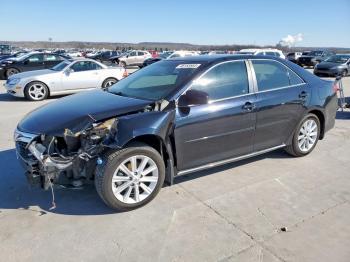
{"left": 18, "top": 118, "right": 116, "bottom": 190}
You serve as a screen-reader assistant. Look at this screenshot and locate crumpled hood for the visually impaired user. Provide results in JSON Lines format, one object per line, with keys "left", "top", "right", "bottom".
{"left": 18, "top": 90, "right": 152, "bottom": 136}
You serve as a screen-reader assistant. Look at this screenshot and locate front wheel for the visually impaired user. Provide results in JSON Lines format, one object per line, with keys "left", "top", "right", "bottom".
{"left": 102, "top": 78, "right": 117, "bottom": 89}
{"left": 285, "top": 113, "right": 320, "bottom": 157}
{"left": 24, "top": 81, "right": 49, "bottom": 101}
{"left": 95, "top": 143, "right": 165, "bottom": 211}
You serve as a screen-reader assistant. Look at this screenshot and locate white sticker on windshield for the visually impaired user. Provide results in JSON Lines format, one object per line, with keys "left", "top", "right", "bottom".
{"left": 176, "top": 64, "right": 201, "bottom": 69}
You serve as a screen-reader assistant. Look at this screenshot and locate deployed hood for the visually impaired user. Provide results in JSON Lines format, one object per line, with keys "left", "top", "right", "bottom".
{"left": 10, "top": 69, "right": 56, "bottom": 79}
{"left": 18, "top": 90, "right": 152, "bottom": 136}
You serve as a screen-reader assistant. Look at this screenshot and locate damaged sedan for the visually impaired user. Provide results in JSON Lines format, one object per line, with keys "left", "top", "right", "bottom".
{"left": 14, "top": 55, "right": 338, "bottom": 211}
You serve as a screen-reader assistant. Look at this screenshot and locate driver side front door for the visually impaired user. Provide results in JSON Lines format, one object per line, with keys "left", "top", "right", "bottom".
{"left": 174, "top": 60, "right": 257, "bottom": 172}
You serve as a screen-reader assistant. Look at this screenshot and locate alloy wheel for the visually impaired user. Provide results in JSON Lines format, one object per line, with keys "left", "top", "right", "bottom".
{"left": 111, "top": 155, "right": 159, "bottom": 204}
{"left": 104, "top": 79, "right": 116, "bottom": 88}
{"left": 28, "top": 83, "right": 47, "bottom": 100}
{"left": 297, "top": 119, "right": 318, "bottom": 152}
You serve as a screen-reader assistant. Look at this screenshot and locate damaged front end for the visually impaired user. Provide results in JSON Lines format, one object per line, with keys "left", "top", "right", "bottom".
{"left": 14, "top": 118, "right": 116, "bottom": 190}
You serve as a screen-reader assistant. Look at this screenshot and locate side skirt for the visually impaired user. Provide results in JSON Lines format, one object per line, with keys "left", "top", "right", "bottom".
{"left": 177, "top": 144, "right": 286, "bottom": 176}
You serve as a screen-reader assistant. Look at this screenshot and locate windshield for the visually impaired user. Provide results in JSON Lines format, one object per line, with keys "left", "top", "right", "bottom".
{"left": 308, "top": 51, "right": 323, "bottom": 56}
{"left": 51, "top": 61, "right": 71, "bottom": 71}
{"left": 108, "top": 60, "right": 202, "bottom": 100}
{"left": 324, "top": 55, "right": 350, "bottom": 63}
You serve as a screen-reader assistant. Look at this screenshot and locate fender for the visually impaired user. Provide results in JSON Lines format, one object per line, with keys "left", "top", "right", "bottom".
{"left": 106, "top": 110, "right": 175, "bottom": 147}
{"left": 104, "top": 110, "right": 177, "bottom": 184}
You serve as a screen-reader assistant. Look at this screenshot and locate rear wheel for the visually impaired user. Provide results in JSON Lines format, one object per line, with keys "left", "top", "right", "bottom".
{"left": 102, "top": 78, "right": 118, "bottom": 89}
{"left": 6, "top": 68, "right": 19, "bottom": 78}
{"left": 24, "top": 81, "right": 49, "bottom": 101}
{"left": 285, "top": 113, "right": 320, "bottom": 157}
{"left": 341, "top": 70, "right": 348, "bottom": 77}
{"left": 95, "top": 143, "right": 165, "bottom": 211}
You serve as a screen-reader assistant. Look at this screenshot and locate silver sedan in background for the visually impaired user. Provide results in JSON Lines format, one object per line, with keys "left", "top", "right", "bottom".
{"left": 4, "top": 59, "right": 127, "bottom": 101}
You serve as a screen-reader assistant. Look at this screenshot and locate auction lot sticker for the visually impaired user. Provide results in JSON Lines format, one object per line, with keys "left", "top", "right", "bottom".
{"left": 176, "top": 64, "right": 201, "bottom": 69}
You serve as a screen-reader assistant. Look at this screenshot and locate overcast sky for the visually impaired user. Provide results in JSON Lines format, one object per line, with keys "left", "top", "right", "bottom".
{"left": 1, "top": 0, "right": 349, "bottom": 47}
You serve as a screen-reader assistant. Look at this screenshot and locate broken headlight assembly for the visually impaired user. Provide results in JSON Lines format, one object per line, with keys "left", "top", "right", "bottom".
{"left": 19, "top": 118, "right": 117, "bottom": 191}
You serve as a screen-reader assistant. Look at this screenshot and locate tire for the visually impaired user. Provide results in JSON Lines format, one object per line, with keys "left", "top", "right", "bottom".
{"left": 95, "top": 143, "right": 165, "bottom": 211}
{"left": 6, "top": 68, "right": 19, "bottom": 78}
{"left": 285, "top": 113, "right": 320, "bottom": 157}
{"left": 24, "top": 81, "right": 49, "bottom": 101}
{"left": 102, "top": 77, "right": 118, "bottom": 89}
{"left": 119, "top": 61, "right": 127, "bottom": 68}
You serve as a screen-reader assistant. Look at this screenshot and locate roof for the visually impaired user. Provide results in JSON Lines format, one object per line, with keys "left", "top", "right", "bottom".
{"left": 168, "top": 54, "right": 273, "bottom": 63}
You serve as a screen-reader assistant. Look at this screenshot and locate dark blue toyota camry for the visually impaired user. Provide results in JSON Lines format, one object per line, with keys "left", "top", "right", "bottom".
{"left": 15, "top": 55, "right": 338, "bottom": 211}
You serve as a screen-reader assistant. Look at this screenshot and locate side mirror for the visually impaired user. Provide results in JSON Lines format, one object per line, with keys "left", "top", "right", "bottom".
{"left": 23, "top": 60, "right": 29, "bottom": 65}
{"left": 65, "top": 68, "right": 73, "bottom": 75}
{"left": 178, "top": 89, "right": 209, "bottom": 107}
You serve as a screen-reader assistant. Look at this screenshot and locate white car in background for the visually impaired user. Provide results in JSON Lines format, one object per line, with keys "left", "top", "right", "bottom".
{"left": 117, "top": 50, "right": 152, "bottom": 68}
{"left": 238, "top": 48, "right": 286, "bottom": 59}
{"left": 5, "top": 59, "right": 127, "bottom": 101}
{"left": 167, "top": 51, "right": 199, "bottom": 58}
{"left": 66, "top": 51, "right": 83, "bottom": 57}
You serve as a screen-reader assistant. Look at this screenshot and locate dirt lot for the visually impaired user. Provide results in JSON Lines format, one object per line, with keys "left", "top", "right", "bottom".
{"left": 0, "top": 72, "right": 350, "bottom": 262}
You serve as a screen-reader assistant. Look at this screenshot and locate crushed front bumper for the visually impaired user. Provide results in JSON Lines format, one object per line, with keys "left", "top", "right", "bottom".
{"left": 14, "top": 129, "right": 42, "bottom": 186}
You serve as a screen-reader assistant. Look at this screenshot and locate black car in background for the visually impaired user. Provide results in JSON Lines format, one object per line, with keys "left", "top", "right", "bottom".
{"left": 90, "top": 51, "right": 120, "bottom": 63}
{"left": 14, "top": 55, "right": 338, "bottom": 211}
{"left": 297, "top": 50, "right": 335, "bottom": 68}
{"left": 314, "top": 54, "right": 350, "bottom": 77}
{"left": 0, "top": 52, "right": 70, "bottom": 79}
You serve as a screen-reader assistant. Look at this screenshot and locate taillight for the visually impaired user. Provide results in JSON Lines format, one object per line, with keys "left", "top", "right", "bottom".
{"left": 123, "top": 69, "right": 128, "bottom": 78}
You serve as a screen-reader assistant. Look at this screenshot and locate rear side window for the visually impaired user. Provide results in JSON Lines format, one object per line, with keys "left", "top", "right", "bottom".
{"left": 44, "top": 54, "right": 61, "bottom": 61}
{"left": 191, "top": 61, "right": 249, "bottom": 101}
{"left": 252, "top": 60, "right": 290, "bottom": 91}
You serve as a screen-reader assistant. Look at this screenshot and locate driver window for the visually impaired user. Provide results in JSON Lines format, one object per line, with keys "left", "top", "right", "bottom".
{"left": 190, "top": 61, "right": 249, "bottom": 101}
{"left": 70, "top": 61, "right": 101, "bottom": 72}
{"left": 129, "top": 51, "right": 137, "bottom": 56}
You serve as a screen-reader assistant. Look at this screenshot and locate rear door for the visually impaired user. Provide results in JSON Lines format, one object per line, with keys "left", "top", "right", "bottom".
{"left": 136, "top": 51, "right": 146, "bottom": 65}
{"left": 44, "top": 54, "right": 64, "bottom": 69}
{"left": 250, "top": 59, "right": 308, "bottom": 151}
{"left": 61, "top": 61, "right": 102, "bottom": 91}
{"left": 21, "top": 54, "right": 45, "bottom": 72}
{"left": 174, "top": 60, "right": 257, "bottom": 171}
{"left": 127, "top": 51, "right": 138, "bottom": 65}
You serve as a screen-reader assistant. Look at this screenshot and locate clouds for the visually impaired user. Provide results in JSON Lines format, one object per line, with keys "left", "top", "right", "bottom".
{"left": 279, "top": 33, "right": 303, "bottom": 47}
